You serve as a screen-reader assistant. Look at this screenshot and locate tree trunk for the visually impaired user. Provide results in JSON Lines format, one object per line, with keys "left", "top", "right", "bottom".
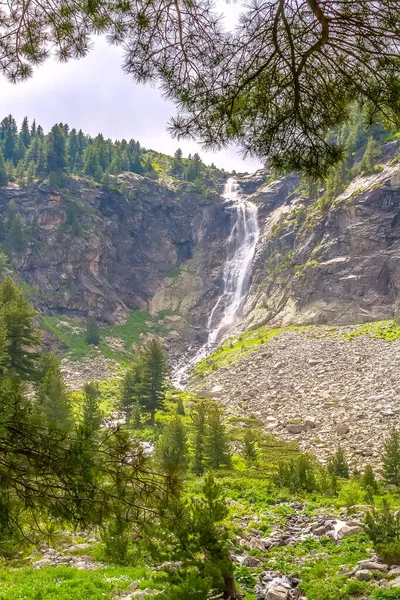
{"left": 223, "top": 573, "right": 242, "bottom": 599}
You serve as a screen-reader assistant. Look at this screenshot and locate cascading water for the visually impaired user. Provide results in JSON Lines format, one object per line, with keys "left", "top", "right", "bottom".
{"left": 173, "top": 177, "right": 259, "bottom": 387}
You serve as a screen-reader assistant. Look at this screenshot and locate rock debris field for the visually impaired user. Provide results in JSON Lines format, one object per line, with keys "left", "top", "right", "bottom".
{"left": 197, "top": 328, "right": 400, "bottom": 467}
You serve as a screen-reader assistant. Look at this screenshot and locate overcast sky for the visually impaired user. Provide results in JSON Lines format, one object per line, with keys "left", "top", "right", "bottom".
{"left": 0, "top": 3, "right": 263, "bottom": 173}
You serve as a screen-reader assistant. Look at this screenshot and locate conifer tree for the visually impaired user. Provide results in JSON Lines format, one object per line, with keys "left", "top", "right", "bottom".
{"left": 140, "top": 339, "right": 168, "bottom": 426}
{"left": 130, "top": 400, "right": 142, "bottom": 429}
{"left": 191, "top": 400, "right": 207, "bottom": 475}
{"left": 242, "top": 428, "right": 258, "bottom": 464}
{"left": 0, "top": 277, "right": 40, "bottom": 378}
{"left": 157, "top": 414, "right": 187, "bottom": 476}
{"left": 327, "top": 446, "right": 350, "bottom": 479}
{"left": 361, "top": 137, "right": 379, "bottom": 173}
{"left": 85, "top": 316, "right": 100, "bottom": 345}
{"left": 20, "top": 117, "right": 30, "bottom": 148}
{"left": 82, "top": 381, "right": 102, "bottom": 432}
{"left": 204, "top": 403, "right": 231, "bottom": 469}
{"left": 46, "top": 124, "right": 67, "bottom": 185}
{"left": 120, "top": 360, "right": 143, "bottom": 418}
{"left": 37, "top": 352, "right": 71, "bottom": 430}
{"left": 382, "top": 428, "right": 400, "bottom": 486}
{"left": 0, "top": 148, "right": 7, "bottom": 187}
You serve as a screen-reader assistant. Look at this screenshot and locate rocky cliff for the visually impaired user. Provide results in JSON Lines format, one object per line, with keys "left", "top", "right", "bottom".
{"left": 240, "top": 141, "right": 400, "bottom": 330}
{"left": 0, "top": 172, "right": 241, "bottom": 349}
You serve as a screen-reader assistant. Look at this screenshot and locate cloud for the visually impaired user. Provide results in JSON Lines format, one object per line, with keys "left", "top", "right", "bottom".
{"left": 0, "top": 1, "right": 263, "bottom": 173}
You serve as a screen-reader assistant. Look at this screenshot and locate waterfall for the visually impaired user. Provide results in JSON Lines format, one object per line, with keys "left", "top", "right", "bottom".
{"left": 206, "top": 178, "right": 259, "bottom": 346}
{"left": 172, "top": 177, "right": 259, "bottom": 387}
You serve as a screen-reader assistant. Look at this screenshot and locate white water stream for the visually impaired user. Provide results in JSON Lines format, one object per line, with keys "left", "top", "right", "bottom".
{"left": 173, "top": 178, "right": 259, "bottom": 388}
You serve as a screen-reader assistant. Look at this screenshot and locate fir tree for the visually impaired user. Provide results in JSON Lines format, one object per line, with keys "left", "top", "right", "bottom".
{"left": 242, "top": 428, "right": 258, "bottom": 464}
{"left": 140, "top": 339, "right": 168, "bottom": 426}
{"left": 204, "top": 403, "right": 231, "bottom": 469}
{"left": 20, "top": 117, "right": 30, "bottom": 148}
{"left": 46, "top": 124, "right": 67, "bottom": 185}
{"left": 85, "top": 316, "right": 100, "bottom": 345}
{"left": 120, "top": 360, "right": 143, "bottom": 418}
{"left": 361, "top": 137, "right": 379, "bottom": 173}
{"left": 156, "top": 414, "right": 187, "bottom": 476}
{"left": 327, "top": 446, "right": 350, "bottom": 479}
{"left": 130, "top": 400, "right": 142, "bottom": 429}
{"left": 191, "top": 400, "right": 207, "bottom": 475}
{"left": 37, "top": 352, "right": 71, "bottom": 430}
{"left": 382, "top": 428, "right": 400, "bottom": 486}
{"left": 82, "top": 381, "right": 102, "bottom": 432}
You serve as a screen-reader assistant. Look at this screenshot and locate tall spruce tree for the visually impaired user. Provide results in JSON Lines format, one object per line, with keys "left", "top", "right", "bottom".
{"left": 204, "top": 403, "right": 231, "bottom": 469}
{"left": 191, "top": 400, "right": 207, "bottom": 475}
{"left": 140, "top": 339, "right": 168, "bottom": 426}
{"left": 46, "top": 124, "right": 67, "bottom": 185}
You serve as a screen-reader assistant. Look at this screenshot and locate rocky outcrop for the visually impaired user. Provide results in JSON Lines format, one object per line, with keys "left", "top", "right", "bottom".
{"left": 240, "top": 143, "right": 400, "bottom": 330}
{"left": 1, "top": 174, "right": 233, "bottom": 342}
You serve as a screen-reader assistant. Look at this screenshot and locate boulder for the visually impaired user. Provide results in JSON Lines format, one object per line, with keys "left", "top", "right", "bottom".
{"left": 361, "top": 561, "right": 388, "bottom": 573}
{"left": 337, "top": 525, "right": 364, "bottom": 539}
{"left": 241, "top": 555, "right": 263, "bottom": 568}
{"left": 286, "top": 423, "right": 307, "bottom": 434}
{"left": 265, "top": 587, "right": 289, "bottom": 600}
{"left": 391, "top": 576, "right": 400, "bottom": 588}
{"left": 336, "top": 424, "right": 349, "bottom": 436}
{"left": 355, "top": 569, "right": 373, "bottom": 581}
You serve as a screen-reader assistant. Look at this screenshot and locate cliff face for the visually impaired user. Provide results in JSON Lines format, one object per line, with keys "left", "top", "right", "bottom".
{"left": 240, "top": 142, "right": 400, "bottom": 330}
{"left": 0, "top": 173, "right": 232, "bottom": 339}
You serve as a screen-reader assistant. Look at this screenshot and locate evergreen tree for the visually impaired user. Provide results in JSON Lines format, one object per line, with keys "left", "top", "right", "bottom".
{"left": 0, "top": 115, "right": 18, "bottom": 162}
{"left": 382, "top": 428, "right": 400, "bottom": 486}
{"left": 242, "top": 428, "right": 258, "bottom": 464}
{"left": 130, "top": 400, "right": 142, "bottom": 429}
{"left": 68, "top": 128, "right": 80, "bottom": 170}
{"left": 171, "top": 148, "right": 183, "bottom": 175}
{"left": 362, "top": 464, "right": 379, "bottom": 494}
{"left": 37, "top": 352, "right": 71, "bottom": 430}
{"left": 327, "top": 446, "right": 350, "bottom": 479}
{"left": 176, "top": 396, "right": 185, "bottom": 416}
{"left": 204, "top": 403, "right": 231, "bottom": 469}
{"left": 361, "top": 136, "right": 380, "bottom": 173}
{"left": 156, "top": 414, "right": 187, "bottom": 476}
{"left": 120, "top": 360, "right": 143, "bottom": 418}
{"left": 46, "top": 124, "right": 67, "bottom": 185}
{"left": 85, "top": 316, "right": 100, "bottom": 345}
{"left": 140, "top": 339, "right": 168, "bottom": 426}
{"left": 0, "top": 251, "right": 8, "bottom": 280}
{"left": 0, "top": 276, "right": 40, "bottom": 378}
{"left": 82, "top": 381, "right": 102, "bottom": 432}
{"left": 0, "top": 148, "right": 8, "bottom": 187}
{"left": 20, "top": 117, "right": 30, "bottom": 148}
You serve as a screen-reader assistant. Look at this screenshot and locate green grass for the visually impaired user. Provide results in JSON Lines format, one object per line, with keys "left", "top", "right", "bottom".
{"left": 41, "top": 310, "right": 177, "bottom": 362}
{"left": 0, "top": 564, "right": 161, "bottom": 599}
{"left": 194, "top": 324, "right": 306, "bottom": 377}
{"left": 341, "top": 319, "right": 400, "bottom": 342}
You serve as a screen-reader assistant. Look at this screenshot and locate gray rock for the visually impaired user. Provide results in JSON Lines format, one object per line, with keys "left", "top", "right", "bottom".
{"left": 337, "top": 525, "right": 363, "bottom": 539}
{"left": 355, "top": 570, "right": 373, "bottom": 581}
{"left": 265, "top": 587, "right": 289, "bottom": 600}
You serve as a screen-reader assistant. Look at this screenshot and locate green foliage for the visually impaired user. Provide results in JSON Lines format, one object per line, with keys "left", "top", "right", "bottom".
{"left": 365, "top": 500, "right": 400, "bottom": 564}
{"left": 242, "top": 429, "right": 258, "bottom": 464}
{"left": 85, "top": 316, "right": 100, "bottom": 346}
{"left": 337, "top": 481, "right": 364, "bottom": 514}
{"left": 82, "top": 381, "right": 102, "bottom": 432}
{"left": 204, "top": 403, "right": 231, "bottom": 469}
{"left": 382, "top": 428, "right": 400, "bottom": 486}
{"left": 274, "top": 455, "right": 318, "bottom": 493}
{"left": 190, "top": 400, "right": 207, "bottom": 475}
{"left": 328, "top": 446, "right": 350, "bottom": 479}
{"left": 121, "top": 338, "right": 168, "bottom": 425}
{"left": 156, "top": 414, "right": 187, "bottom": 476}
{"left": 36, "top": 351, "right": 72, "bottom": 430}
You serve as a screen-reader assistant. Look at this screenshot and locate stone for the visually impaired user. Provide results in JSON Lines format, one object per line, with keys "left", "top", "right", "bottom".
{"left": 129, "top": 582, "right": 139, "bottom": 591}
{"left": 355, "top": 570, "right": 373, "bottom": 581}
{"left": 390, "top": 567, "right": 400, "bottom": 577}
{"left": 240, "top": 555, "right": 263, "bottom": 567}
{"left": 286, "top": 423, "right": 307, "bottom": 434}
{"left": 265, "top": 586, "right": 289, "bottom": 600}
{"left": 336, "top": 424, "right": 349, "bottom": 436}
{"left": 391, "top": 576, "right": 400, "bottom": 588}
{"left": 361, "top": 561, "right": 388, "bottom": 573}
{"left": 337, "top": 525, "right": 364, "bottom": 539}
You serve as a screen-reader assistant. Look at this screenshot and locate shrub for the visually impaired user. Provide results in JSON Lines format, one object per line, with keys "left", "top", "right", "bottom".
{"left": 85, "top": 316, "right": 100, "bottom": 345}
{"left": 274, "top": 454, "right": 317, "bottom": 493}
{"left": 327, "top": 446, "right": 349, "bottom": 478}
{"left": 382, "top": 428, "right": 400, "bottom": 486}
{"left": 338, "top": 481, "right": 364, "bottom": 514}
{"left": 365, "top": 500, "right": 400, "bottom": 564}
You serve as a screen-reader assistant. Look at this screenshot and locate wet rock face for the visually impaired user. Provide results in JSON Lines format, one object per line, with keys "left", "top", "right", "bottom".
{"left": 0, "top": 175, "right": 230, "bottom": 328}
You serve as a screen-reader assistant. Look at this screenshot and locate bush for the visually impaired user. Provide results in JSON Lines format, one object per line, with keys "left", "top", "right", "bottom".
{"left": 382, "top": 428, "right": 400, "bottom": 486}
{"left": 338, "top": 481, "right": 364, "bottom": 514}
{"left": 85, "top": 316, "right": 100, "bottom": 345}
{"left": 274, "top": 455, "right": 317, "bottom": 493}
{"left": 327, "top": 446, "right": 349, "bottom": 478}
{"left": 101, "top": 519, "right": 129, "bottom": 563}
{"left": 365, "top": 500, "right": 400, "bottom": 564}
